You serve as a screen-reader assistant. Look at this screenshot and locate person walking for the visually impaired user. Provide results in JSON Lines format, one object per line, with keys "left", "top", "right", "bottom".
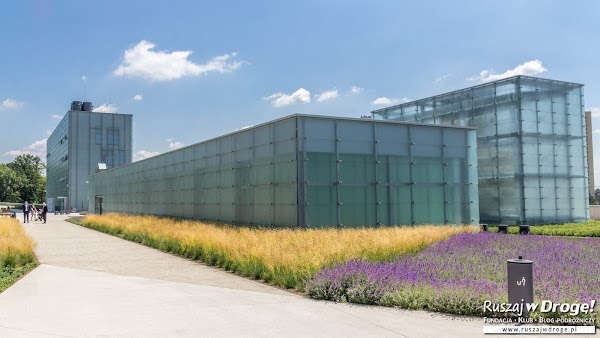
{"left": 41, "top": 202, "right": 48, "bottom": 224}
{"left": 31, "top": 203, "right": 37, "bottom": 222}
{"left": 22, "top": 201, "right": 30, "bottom": 223}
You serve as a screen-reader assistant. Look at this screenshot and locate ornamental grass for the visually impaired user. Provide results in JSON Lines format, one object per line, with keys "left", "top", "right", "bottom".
{"left": 306, "top": 232, "right": 600, "bottom": 324}
{"left": 0, "top": 217, "right": 37, "bottom": 292}
{"left": 82, "top": 214, "right": 476, "bottom": 289}
{"left": 0, "top": 217, "right": 36, "bottom": 268}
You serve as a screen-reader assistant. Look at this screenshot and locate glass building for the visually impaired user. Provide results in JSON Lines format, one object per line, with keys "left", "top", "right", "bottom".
{"left": 89, "top": 114, "right": 479, "bottom": 227}
{"left": 372, "top": 76, "right": 588, "bottom": 224}
{"left": 46, "top": 101, "right": 133, "bottom": 212}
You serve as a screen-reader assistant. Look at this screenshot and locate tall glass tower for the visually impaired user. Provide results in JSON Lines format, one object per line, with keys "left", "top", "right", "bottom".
{"left": 372, "top": 76, "right": 588, "bottom": 225}
{"left": 46, "top": 102, "right": 133, "bottom": 212}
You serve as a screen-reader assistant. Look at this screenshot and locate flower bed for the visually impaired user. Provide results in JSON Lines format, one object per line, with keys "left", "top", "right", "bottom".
{"left": 306, "top": 232, "right": 599, "bottom": 324}
{"left": 82, "top": 214, "right": 476, "bottom": 289}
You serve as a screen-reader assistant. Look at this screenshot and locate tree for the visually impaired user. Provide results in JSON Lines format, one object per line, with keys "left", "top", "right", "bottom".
{"left": 6, "top": 154, "right": 46, "bottom": 203}
{"left": 0, "top": 164, "right": 20, "bottom": 202}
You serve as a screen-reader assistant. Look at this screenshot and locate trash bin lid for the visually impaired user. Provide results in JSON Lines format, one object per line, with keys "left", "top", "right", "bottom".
{"left": 507, "top": 258, "right": 533, "bottom": 264}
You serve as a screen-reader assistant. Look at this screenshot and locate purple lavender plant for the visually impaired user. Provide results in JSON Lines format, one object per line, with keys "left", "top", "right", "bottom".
{"left": 306, "top": 232, "right": 600, "bottom": 319}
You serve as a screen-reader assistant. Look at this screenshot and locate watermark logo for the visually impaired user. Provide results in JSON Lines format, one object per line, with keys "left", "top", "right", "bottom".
{"left": 482, "top": 299, "right": 597, "bottom": 333}
{"left": 483, "top": 299, "right": 596, "bottom": 317}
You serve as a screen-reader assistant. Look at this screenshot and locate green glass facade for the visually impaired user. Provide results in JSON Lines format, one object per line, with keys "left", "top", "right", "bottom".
{"left": 89, "top": 115, "right": 478, "bottom": 227}
{"left": 372, "top": 76, "right": 588, "bottom": 224}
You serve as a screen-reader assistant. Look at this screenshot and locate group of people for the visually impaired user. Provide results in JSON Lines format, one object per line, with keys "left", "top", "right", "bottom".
{"left": 22, "top": 201, "right": 48, "bottom": 224}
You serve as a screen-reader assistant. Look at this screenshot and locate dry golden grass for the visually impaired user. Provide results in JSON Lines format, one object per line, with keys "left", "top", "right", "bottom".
{"left": 0, "top": 217, "right": 36, "bottom": 268}
{"left": 83, "top": 214, "right": 477, "bottom": 289}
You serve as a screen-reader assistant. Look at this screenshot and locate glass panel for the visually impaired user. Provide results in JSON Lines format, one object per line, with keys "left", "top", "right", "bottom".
{"left": 305, "top": 185, "right": 336, "bottom": 227}
{"left": 339, "top": 186, "right": 376, "bottom": 227}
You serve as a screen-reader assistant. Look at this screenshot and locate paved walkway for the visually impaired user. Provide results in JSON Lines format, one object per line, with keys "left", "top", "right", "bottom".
{"left": 0, "top": 214, "right": 573, "bottom": 337}
{"left": 20, "top": 214, "right": 287, "bottom": 295}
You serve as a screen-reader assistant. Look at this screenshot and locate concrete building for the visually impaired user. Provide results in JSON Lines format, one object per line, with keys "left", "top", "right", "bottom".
{"left": 585, "top": 110, "right": 594, "bottom": 200}
{"left": 373, "top": 76, "right": 588, "bottom": 225}
{"left": 89, "top": 114, "right": 479, "bottom": 227}
{"left": 46, "top": 101, "right": 133, "bottom": 212}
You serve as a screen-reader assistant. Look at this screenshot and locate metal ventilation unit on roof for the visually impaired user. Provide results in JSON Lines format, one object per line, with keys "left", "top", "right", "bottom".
{"left": 70, "top": 101, "right": 82, "bottom": 111}
{"left": 82, "top": 102, "right": 93, "bottom": 111}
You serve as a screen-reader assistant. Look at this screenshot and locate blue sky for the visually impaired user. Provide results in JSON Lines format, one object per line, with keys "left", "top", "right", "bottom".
{"left": 2, "top": 1, "right": 600, "bottom": 185}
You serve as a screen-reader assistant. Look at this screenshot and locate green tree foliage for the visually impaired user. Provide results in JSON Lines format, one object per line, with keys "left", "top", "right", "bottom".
{"left": 3, "top": 155, "right": 46, "bottom": 203}
{"left": 0, "top": 164, "right": 21, "bottom": 202}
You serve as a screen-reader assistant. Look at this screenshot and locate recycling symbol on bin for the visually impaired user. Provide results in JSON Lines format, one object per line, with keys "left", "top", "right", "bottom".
{"left": 516, "top": 277, "right": 526, "bottom": 286}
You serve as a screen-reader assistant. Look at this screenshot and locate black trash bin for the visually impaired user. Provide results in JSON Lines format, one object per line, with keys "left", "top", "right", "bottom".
{"left": 498, "top": 224, "right": 508, "bottom": 234}
{"left": 519, "top": 225, "right": 530, "bottom": 235}
{"left": 507, "top": 257, "right": 533, "bottom": 314}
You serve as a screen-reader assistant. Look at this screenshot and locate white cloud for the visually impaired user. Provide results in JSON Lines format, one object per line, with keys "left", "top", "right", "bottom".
{"left": 81, "top": 75, "right": 87, "bottom": 81}
{"left": 373, "top": 97, "right": 393, "bottom": 105}
{"left": 316, "top": 89, "right": 339, "bottom": 102}
{"left": 93, "top": 104, "right": 118, "bottom": 113}
{"left": 372, "top": 97, "right": 411, "bottom": 106}
{"left": 4, "top": 139, "right": 47, "bottom": 158}
{"left": 593, "top": 129, "right": 600, "bottom": 134}
{"left": 468, "top": 60, "right": 547, "bottom": 83}
{"left": 51, "top": 114, "right": 62, "bottom": 119}
{"left": 113, "top": 40, "right": 245, "bottom": 81}
{"left": 133, "top": 150, "right": 161, "bottom": 162}
{"left": 350, "top": 86, "right": 364, "bottom": 94}
{"left": 589, "top": 107, "right": 600, "bottom": 118}
{"left": 167, "top": 138, "right": 184, "bottom": 150}
{"left": 264, "top": 88, "right": 311, "bottom": 107}
{"left": 133, "top": 94, "right": 143, "bottom": 101}
{"left": 1, "top": 98, "right": 24, "bottom": 110}
{"left": 434, "top": 74, "right": 452, "bottom": 83}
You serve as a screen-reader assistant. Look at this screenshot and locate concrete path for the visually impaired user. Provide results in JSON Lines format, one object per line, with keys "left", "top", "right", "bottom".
{"left": 20, "top": 214, "right": 287, "bottom": 295}
{"left": 0, "top": 214, "right": 585, "bottom": 337}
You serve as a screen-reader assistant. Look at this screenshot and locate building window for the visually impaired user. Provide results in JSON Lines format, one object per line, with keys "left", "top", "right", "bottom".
{"left": 107, "top": 129, "right": 120, "bottom": 146}
{"left": 106, "top": 152, "right": 113, "bottom": 167}
{"left": 101, "top": 150, "right": 114, "bottom": 167}
{"left": 95, "top": 129, "right": 102, "bottom": 145}
{"left": 118, "top": 150, "right": 125, "bottom": 166}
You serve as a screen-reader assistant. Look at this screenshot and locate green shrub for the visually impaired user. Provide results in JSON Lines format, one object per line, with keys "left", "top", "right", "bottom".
{"left": 488, "top": 221, "right": 600, "bottom": 237}
{"left": 0, "top": 263, "right": 37, "bottom": 293}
